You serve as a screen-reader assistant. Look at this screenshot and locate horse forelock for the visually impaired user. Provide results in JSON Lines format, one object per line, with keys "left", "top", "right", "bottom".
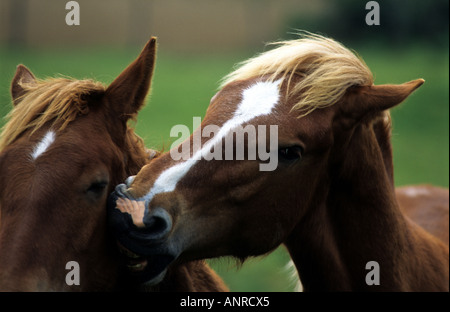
{"left": 0, "top": 78, "right": 106, "bottom": 151}
{"left": 0, "top": 76, "right": 149, "bottom": 177}
{"left": 220, "top": 32, "right": 373, "bottom": 118}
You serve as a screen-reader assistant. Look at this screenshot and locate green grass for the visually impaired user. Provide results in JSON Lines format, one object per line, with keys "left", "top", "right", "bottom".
{"left": 0, "top": 43, "right": 448, "bottom": 291}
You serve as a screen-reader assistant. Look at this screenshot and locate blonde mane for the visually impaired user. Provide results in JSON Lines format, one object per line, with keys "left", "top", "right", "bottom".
{"left": 0, "top": 78, "right": 106, "bottom": 151}
{"left": 221, "top": 33, "right": 374, "bottom": 117}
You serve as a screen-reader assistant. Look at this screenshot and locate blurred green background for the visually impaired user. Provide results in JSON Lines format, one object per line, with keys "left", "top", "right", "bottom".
{"left": 0, "top": 0, "right": 448, "bottom": 291}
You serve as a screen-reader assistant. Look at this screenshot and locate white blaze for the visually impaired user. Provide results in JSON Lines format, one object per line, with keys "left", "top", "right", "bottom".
{"left": 31, "top": 130, "right": 56, "bottom": 160}
{"left": 140, "top": 79, "right": 282, "bottom": 202}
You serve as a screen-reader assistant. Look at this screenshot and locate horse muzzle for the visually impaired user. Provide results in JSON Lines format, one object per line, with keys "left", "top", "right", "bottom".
{"left": 107, "top": 185, "right": 178, "bottom": 285}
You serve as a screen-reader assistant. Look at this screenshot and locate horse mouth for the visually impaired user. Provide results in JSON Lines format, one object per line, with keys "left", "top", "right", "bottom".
{"left": 117, "top": 243, "right": 174, "bottom": 284}
{"left": 118, "top": 243, "right": 149, "bottom": 272}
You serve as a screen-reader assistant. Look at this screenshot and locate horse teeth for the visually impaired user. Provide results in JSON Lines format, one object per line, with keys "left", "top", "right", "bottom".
{"left": 127, "top": 251, "right": 140, "bottom": 259}
{"left": 117, "top": 243, "right": 141, "bottom": 258}
{"left": 127, "top": 259, "right": 148, "bottom": 272}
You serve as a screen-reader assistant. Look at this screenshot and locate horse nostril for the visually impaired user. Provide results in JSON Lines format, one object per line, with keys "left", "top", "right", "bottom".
{"left": 115, "top": 183, "right": 130, "bottom": 198}
{"left": 142, "top": 207, "right": 173, "bottom": 241}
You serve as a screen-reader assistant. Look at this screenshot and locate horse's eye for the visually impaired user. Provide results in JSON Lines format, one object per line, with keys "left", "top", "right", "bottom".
{"left": 278, "top": 146, "right": 303, "bottom": 162}
{"left": 86, "top": 181, "right": 108, "bottom": 195}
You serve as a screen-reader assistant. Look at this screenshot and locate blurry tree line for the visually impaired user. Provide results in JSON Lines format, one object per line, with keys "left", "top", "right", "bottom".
{"left": 286, "top": 0, "right": 449, "bottom": 47}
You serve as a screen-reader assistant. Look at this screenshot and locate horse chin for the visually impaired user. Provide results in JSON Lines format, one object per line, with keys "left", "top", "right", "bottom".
{"left": 142, "top": 269, "right": 168, "bottom": 287}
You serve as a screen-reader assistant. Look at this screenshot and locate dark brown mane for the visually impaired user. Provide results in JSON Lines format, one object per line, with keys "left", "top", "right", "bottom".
{"left": 124, "top": 127, "right": 154, "bottom": 175}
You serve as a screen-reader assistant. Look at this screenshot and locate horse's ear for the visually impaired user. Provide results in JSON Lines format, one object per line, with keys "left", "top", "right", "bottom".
{"left": 105, "top": 37, "right": 157, "bottom": 119}
{"left": 344, "top": 79, "right": 424, "bottom": 120}
{"left": 11, "top": 65, "right": 36, "bottom": 106}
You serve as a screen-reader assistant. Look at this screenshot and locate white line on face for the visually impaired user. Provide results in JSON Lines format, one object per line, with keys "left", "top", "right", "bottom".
{"left": 31, "top": 130, "right": 55, "bottom": 160}
{"left": 139, "top": 79, "right": 282, "bottom": 203}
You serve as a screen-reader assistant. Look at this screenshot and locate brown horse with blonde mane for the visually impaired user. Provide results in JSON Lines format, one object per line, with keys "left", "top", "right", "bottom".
{"left": 0, "top": 38, "right": 226, "bottom": 291}
{"left": 109, "top": 34, "right": 448, "bottom": 291}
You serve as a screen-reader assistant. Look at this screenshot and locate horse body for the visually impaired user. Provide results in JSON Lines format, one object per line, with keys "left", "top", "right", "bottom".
{"left": 108, "top": 34, "right": 448, "bottom": 291}
{"left": 0, "top": 39, "right": 227, "bottom": 291}
{"left": 397, "top": 185, "right": 449, "bottom": 245}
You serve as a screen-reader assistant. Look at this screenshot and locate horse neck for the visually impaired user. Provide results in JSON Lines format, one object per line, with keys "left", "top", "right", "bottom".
{"left": 287, "top": 121, "right": 445, "bottom": 291}
{"left": 124, "top": 129, "right": 151, "bottom": 176}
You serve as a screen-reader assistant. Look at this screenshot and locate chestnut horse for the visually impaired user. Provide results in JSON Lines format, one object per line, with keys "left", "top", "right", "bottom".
{"left": 0, "top": 38, "right": 226, "bottom": 291}
{"left": 109, "top": 34, "right": 449, "bottom": 291}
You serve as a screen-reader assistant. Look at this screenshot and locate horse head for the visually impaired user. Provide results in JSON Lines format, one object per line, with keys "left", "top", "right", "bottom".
{"left": 108, "top": 34, "right": 446, "bottom": 291}
{"left": 0, "top": 39, "right": 156, "bottom": 291}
